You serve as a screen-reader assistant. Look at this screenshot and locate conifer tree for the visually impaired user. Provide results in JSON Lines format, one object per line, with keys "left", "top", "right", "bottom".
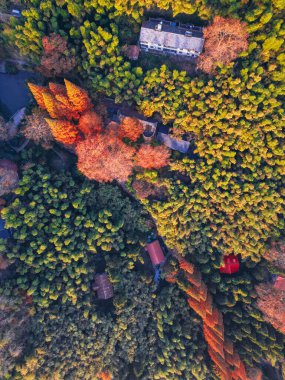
{"left": 64, "top": 79, "right": 92, "bottom": 113}
{"left": 42, "top": 92, "right": 61, "bottom": 119}
{"left": 27, "top": 83, "right": 48, "bottom": 110}
{"left": 45, "top": 118, "right": 79, "bottom": 145}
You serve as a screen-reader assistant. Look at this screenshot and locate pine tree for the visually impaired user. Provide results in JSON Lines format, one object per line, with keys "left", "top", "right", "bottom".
{"left": 64, "top": 79, "right": 92, "bottom": 113}
{"left": 42, "top": 92, "right": 61, "bottom": 119}
{"left": 28, "top": 83, "right": 49, "bottom": 110}
{"left": 45, "top": 118, "right": 79, "bottom": 145}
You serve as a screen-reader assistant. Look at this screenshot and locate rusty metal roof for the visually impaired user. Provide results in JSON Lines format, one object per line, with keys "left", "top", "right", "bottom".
{"left": 146, "top": 240, "right": 165, "bottom": 266}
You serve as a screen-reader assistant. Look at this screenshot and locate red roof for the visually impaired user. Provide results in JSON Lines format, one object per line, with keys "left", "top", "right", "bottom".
{"left": 274, "top": 276, "right": 285, "bottom": 291}
{"left": 220, "top": 255, "right": 240, "bottom": 274}
{"left": 146, "top": 240, "right": 165, "bottom": 266}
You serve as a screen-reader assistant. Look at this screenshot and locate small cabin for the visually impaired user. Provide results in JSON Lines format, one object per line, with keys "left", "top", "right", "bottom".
{"left": 274, "top": 276, "right": 285, "bottom": 291}
{"left": 92, "top": 273, "right": 113, "bottom": 300}
{"left": 220, "top": 255, "right": 240, "bottom": 274}
{"left": 145, "top": 240, "right": 165, "bottom": 266}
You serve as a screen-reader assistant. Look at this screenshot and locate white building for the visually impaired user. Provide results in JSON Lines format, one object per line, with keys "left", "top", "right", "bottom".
{"left": 139, "top": 19, "right": 204, "bottom": 57}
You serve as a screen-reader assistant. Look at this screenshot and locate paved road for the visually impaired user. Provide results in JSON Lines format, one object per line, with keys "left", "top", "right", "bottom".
{"left": 0, "top": 71, "right": 36, "bottom": 120}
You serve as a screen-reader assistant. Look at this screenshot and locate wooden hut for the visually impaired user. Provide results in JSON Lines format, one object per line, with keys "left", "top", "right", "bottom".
{"left": 93, "top": 273, "right": 113, "bottom": 300}
{"left": 220, "top": 255, "right": 240, "bottom": 274}
{"left": 145, "top": 240, "right": 165, "bottom": 266}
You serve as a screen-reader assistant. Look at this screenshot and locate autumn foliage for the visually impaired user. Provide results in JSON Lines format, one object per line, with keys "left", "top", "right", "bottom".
{"left": 78, "top": 111, "right": 103, "bottom": 137}
{"left": 135, "top": 145, "right": 170, "bottom": 169}
{"left": 264, "top": 241, "right": 285, "bottom": 270}
{"left": 119, "top": 117, "right": 144, "bottom": 141}
{"left": 132, "top": 179, "right": 157, "bottom": 199}
{"left": 38, "top": 33, "right": 76, "bottom": 77}
{"left": 168, "top": 254, "right": 249, "bottom": 380}
{"left": 45, "top": 119, "right": 79, "bottom": 145}
{"left": 255, "top": 283, "right": 285, "bottom": 334}
{"left": 76, "top": 132, "right": 136, "bottom": 182}
{"left": 198, "top": 16, "right": 248, "bottom": 74}
{"left": 22, "top": 108, "right": 53, "bottom": 145}
{"left": 27, "top": 83, "right": 47, "bottom": 110}
{"left": 64, "top": 79, "right": 92, "bottom": 114}
{"left": 29, "top": 80, "right": 170, "bottom": 181}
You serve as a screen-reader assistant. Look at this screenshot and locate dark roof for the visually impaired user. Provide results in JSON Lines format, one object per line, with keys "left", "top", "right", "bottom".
{"left": 157, "top": 132, "right": 190, "bottom": 153}
{"left": 142, "top": 19, "right": 203, "bottom": 39}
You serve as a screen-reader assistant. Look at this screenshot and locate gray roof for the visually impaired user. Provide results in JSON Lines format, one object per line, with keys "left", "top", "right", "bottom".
{"left": 140, "top": 19, "right": 204, "bottom": 53}
{"left": 157, "top": 132, "right": 190, "bottom": 153}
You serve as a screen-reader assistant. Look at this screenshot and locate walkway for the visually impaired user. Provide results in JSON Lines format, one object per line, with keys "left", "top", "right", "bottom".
{"left": 0, "top": 71, "right": 36, "bottom": 120}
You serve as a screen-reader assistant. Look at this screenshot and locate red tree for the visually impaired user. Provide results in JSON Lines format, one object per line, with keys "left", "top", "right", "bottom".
{"left": 38, "top": 33, "right": 76, "bottom": 77}
{"left": 198, "top": 16, "right": 248, "bottom": 74}
{"left": 78, "top": 111, "right": 103, "bottom": 137}
{"left": 76, "top": 132, "right": 135, "bottom": 182}
{"left": 135, "top": 145, "right": 170, "bottom": 169}
{"left": 49, "top": 82, "right": 67, "bottom": 97}
{"left": 119, "top": 117, "right": 144, "bottom": 141}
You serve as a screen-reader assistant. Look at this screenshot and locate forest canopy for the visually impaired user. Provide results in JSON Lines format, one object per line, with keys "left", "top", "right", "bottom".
{"left": 0, "top": 0, "right": 285, "bottom": 378}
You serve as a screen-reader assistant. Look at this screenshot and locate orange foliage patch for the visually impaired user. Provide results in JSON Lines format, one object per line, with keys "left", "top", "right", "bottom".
{"left": 119, "top": 117, "right": 144, "bottom": 141}
{"left": 76, "top": 133, "right": 135, "bottom": 182}
{"left": 198, "top": 16, "right": 248, "bottom": 74}
{"left": 42, "top": 92, "right": 61, "bottom": 119}
{"left": 78, "top": 111, "right": 103, "bottom": 137}
{"left": 135, "top": 144, "right": 170, "bottom": 169}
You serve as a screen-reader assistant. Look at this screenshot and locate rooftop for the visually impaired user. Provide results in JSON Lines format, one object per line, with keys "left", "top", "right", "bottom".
{"left": 140, "top": 19, "right": 204, "bottom": 54}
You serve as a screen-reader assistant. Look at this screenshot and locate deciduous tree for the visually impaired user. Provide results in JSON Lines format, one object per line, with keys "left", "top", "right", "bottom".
{"left": 78, "top": 111, "right": 103, "bottom": 137}
{"left": 38, "top": 33, "right": 76, "bottom": 77}
{"left": 22, "top": 108, "right": 54, "bottom": 146}
{"left": 76, "top": 133, "right": 135, "bottom": 182}
{"left": 135, "top": 145, "right": 170, "bottom": 169}
{"left": 119, "top": 117, "right": 144, "bottom": 141}
{"left": 198, "top": 16, "right": 248, "bottom": 73}
{"left": 0, "top": 159, "right": 18, "bottom": 196}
